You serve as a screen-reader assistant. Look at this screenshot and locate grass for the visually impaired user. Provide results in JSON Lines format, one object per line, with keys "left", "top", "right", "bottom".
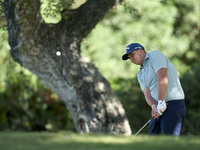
{"left": 0, "top": 131, "right": 200, "bottom": 150}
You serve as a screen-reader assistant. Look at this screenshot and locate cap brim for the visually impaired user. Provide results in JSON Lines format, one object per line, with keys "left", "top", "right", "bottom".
{"left": 122, "top": 54, "right": 128, "bottom": 60}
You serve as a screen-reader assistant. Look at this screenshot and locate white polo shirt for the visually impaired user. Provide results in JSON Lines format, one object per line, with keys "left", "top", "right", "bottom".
{"left": 137, "top": 50, "right": 185, "bottom": 102}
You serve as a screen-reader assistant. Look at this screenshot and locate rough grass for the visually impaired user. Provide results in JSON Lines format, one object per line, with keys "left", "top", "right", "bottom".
{"left": 0, "top": 131, "right": 199, "bottom": 150}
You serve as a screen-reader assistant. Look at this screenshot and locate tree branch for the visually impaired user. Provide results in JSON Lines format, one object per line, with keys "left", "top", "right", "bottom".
{"left": 61, "top": 0, "right": 120, "bottom": 38}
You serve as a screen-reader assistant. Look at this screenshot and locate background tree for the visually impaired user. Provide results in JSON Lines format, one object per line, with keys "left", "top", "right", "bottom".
{"left": 1, "top": 0, "right": 200, "bottom": 135}
{"left": 3, "top": 0, "right": 131, "bottom": 135}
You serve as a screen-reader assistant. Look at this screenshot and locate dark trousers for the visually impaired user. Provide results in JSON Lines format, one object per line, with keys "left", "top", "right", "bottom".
{"left": 149, "top": 100, "right": 186, "bottom": 135}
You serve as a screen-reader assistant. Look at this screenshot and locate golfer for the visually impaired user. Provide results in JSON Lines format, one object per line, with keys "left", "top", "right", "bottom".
{"left": 122, "top": 43, "right": 186, "bottom": 135}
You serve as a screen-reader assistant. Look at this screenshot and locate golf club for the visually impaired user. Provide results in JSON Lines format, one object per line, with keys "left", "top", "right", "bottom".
{"left": 135, "top": 116, "right": 154, "bottom": 135}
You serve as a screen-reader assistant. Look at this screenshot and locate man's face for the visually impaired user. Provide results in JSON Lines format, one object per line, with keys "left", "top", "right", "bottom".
{"left": 127, "top": 49, "right": 144, "bottom": 65}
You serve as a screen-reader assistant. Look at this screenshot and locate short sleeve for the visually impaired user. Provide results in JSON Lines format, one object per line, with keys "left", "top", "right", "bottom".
{"left": 150, "top": 50, "right": 168, "bottom": 73}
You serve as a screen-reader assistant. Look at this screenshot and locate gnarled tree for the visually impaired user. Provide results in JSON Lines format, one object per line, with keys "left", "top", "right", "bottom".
{"left": 3, "top": 0, "right": 131, "bottom": 135}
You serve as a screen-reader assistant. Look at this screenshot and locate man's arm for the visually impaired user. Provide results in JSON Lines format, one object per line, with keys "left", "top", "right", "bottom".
{"left": 143, "top": 68, "right": 168, "bottom": 118}
{"left": 156, "top": 68, "right": 168, "bottom": 114}
{"left": 143, "top": 88, "right": 157, "bottom": 107}
{"left": 156, "top": 68, "right": 168, "bottom": 101}
{"left": 143, "top": 88, "right": 159, "bottom": 119}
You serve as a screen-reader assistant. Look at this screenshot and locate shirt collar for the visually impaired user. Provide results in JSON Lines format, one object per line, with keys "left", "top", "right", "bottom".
{"left": 140, "top": 52, "right": 150, "bottom": 69}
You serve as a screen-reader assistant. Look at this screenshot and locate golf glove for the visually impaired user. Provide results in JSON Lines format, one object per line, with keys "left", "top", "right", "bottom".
{"left": 157, "top": 100, "right": 167, "bottom": 115}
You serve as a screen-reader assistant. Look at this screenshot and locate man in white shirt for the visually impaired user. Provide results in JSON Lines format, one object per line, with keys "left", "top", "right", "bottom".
{"left": 122, "top": 43, "right": 186, "bottom": 135}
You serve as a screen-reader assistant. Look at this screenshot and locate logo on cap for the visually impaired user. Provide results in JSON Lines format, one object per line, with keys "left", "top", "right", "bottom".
{"left": 134, "top": 46, "right": 141, "bottom": 50}
{"left": 126, "top": 47, "right": 130, "bottom": 53}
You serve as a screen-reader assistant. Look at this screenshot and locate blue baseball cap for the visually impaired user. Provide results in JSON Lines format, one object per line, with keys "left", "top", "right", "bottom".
{"left": 122, "top": 43, "right": 145, "bottom": 60}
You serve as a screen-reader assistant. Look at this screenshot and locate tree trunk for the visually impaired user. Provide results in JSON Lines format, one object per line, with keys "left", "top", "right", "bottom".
{"left": 3, "top": 0, "right": 131, "bottom": 135}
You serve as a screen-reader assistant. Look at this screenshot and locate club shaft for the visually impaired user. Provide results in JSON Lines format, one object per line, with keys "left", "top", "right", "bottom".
{"left": 135, "top": 117, "right": 153, "bottom": 135}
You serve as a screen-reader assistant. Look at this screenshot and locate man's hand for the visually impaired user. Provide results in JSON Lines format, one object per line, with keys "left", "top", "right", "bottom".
{"left": 151, "top": 104, "right": 159, "bottom": 119}
{"left": 157, "top": 100, "right": 167, "bottom": 115}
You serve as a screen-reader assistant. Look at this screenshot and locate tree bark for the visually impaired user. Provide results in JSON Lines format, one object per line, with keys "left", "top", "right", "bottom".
{"left": 3, "top": 0, "right": 131, "bottom": 135}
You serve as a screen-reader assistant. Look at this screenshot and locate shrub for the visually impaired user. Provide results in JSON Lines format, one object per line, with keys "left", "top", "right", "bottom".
{"left": 180, "top": 64, "right": 200, "bottom": 135}
{"left": 0, "top": 69, "right": 74, "bottom": 131}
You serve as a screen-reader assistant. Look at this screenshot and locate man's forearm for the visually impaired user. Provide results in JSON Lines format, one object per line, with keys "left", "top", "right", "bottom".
{"left": 157, "top": 68, "right": 168, "bottom": 101}
{"left": 143, "top": 88, "right": 158, "bottom": 107}
{"left": 157, "top": 77, "right": 168, "bottom": 101}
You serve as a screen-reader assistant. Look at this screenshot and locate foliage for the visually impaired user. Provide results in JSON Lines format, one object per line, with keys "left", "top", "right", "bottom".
{"left": 40, "top": 0, "right": 86, "bottom": 23}
{"left": 82, "top": 0, "right": 200, "bottom": 79}
{"left": 180, "top": 64, "right": 200, "bottom": 135}
{"left": 0, "top": 131, "right": 200, "bottom": 150}
{"left": 41, "top": 0, "right": 74, "bottom": 17}
{"left": 0, "top": 0, "right": 6, "bottom": 29}
{"left": 0, "top": 27, "right": 9, "bottom": 93}
{"left": 0, "top": 48, "right": 74, "bottom": 131}
{"left": 0, "top": 73, "right": 74, "bottom": 131}
{"left": 170, "top": 0, "right": 200, "bottom": 66}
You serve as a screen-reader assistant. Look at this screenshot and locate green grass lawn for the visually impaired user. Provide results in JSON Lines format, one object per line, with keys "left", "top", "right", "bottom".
{"left": 0, "top": 131, "right": 199, "bottom": 150}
